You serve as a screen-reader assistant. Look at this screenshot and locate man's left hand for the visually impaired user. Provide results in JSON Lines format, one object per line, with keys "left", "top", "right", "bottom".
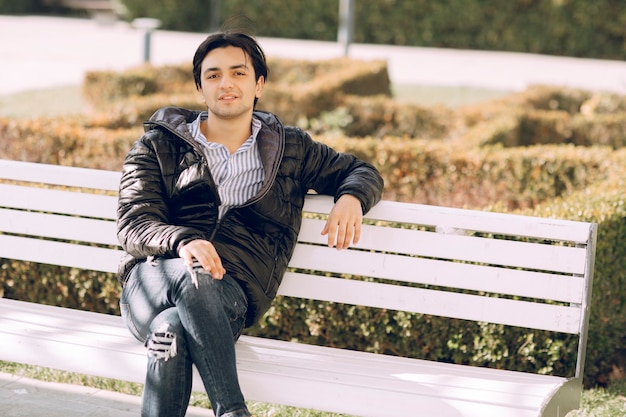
{"left": 321, "top": 194, "right": 363, "bottom": 250}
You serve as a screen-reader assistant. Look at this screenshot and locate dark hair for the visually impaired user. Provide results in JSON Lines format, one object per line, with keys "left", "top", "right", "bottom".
{"left": 192, "top": 31, "right": 268, "bottom": 92}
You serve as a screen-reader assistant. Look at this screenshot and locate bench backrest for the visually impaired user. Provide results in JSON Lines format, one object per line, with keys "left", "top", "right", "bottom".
{"left": 0, "top": 159, "right": 597, "bottom": 380}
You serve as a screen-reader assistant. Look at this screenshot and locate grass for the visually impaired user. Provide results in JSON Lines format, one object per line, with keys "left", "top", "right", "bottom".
{"left": 2, "top": 84, "right": 624, "bottom": 416}
{"left": 392, "top": 83, "right": 514, "bottom": 108}
{"left": 0, "top": 82, "right": 513, "bottom": 119}
{"left": 0, "top": 85, "right": 87, "bottom": 118}
{"left": 571, "top": 380, "right": 626, "bottom": 417}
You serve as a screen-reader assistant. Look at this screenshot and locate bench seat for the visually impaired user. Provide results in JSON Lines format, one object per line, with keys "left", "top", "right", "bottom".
{"left": 0, "top": 298, "right": 578, "bottom": 417}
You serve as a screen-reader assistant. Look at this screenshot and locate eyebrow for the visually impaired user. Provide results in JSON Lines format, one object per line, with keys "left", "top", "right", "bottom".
{"left": 203, "top": 64, "right": 250, "bottom": 75}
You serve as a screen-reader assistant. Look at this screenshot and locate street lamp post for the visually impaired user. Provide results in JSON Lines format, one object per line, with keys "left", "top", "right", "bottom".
{"left": 132, "top": 17, "right": 162, "bottom": 64}
{"left": 338, "top": 0, "right": 355, "bottom": 56}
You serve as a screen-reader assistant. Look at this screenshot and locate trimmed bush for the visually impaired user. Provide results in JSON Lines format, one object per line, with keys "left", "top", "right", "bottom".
{"left": 82, "top": 58, "right": 391, "bottom": 126}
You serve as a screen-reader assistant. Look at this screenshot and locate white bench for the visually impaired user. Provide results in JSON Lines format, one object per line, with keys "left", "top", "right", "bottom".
{"left": 0, "top": 158, "right": 597, "bottom": 417}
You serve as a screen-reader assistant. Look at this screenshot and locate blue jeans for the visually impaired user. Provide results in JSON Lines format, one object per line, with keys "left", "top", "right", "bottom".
{"left": 120, "top": 257, "right": 251, "bottom": 417}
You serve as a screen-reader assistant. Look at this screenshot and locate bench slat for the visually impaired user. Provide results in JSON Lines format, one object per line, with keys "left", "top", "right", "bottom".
{"left": 0, "top": 191, "right": 588, "bottom": 303}
{"left": 0, "top": 188, "right": 588, "bottom": 274}
{"left": 0, "top": 234, "right": 121, "bottom": 273}
{"left": 0, "top": 184, "right": 117, "bottom": 219}
{"left": 0, "top": 159, "right": 120, "bottom": 191}
{"left": 289, "top": 244, "right": 585, "bottom": 303}
{"left": 237, "top": 337, "right": 579, "bottom": 417}
{"left": 278, "top": 273, "right": 582, "bottom": 333}
{"left": 1, "top": 302, "right": 147, "bottom": 386}
{"left": 0, "top": 208, "right": 119, "bottom": 246}
{"left": 0, "top": 229, "right": 583, "bottom": 329}
{"left": 299, "top": 218, "right": 588, "bottom": 274}
{"left": 305, "top": 194, "right": 593, "bottom": 243}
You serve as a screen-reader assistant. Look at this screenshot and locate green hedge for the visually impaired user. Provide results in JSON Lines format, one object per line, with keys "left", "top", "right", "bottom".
{"left": 0, "top": 0, "right": 54, "bottom": 14}
{"left": 2, "top": 1, "right": 623, "bottom": 60}
{"left": 0, "top": 261, "right": 120, "bottom": 315}
{"left": 117, "top": 0, "right": 626, "bottom": 60}
{"left": 0, "top": 117, "right": 618, "bottom": 386}
{"left": 524, "top": 152, "right": 626, "bottom": 386}
{"left": 352, "top": 0, "right": 626, "bottom": 60}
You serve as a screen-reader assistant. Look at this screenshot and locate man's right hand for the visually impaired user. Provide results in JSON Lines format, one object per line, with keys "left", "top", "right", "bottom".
{"left": 179, "top": 239, "right": 225, "bottom": 279}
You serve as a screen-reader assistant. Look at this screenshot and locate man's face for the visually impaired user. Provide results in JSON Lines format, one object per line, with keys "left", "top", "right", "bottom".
{"left": 197, "top": 46, "right": 264, "bottom": 120}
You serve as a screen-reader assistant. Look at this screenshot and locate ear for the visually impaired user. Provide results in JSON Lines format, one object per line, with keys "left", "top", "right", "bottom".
{"left": 255, "top": 76, "right": 265, "bottom": 99}
{"left": 196, "top": 85, "right": 205, "bottom": 104}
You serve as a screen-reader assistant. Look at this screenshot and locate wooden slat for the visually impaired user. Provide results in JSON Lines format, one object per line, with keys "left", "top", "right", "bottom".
{"left": 0, "top": 208, "right": 119, "bottom": 246}
{"left": 0, "top": 234, "right": 121, "bottom": 273}
{"left": 303, "top": 194, "right": 594, "bottom": 244}
{"left": 237, "top": 336, "right": 579, "bottom": 417}
{"left": 0, "top": 184, "right": 117, "bottom": 219}
{"left": 288, "top": 244, "right": 585, "bottom": 304}
{"left": 0, "top": 298, "right": 148, "bottom": 385}
{"left": 0, "top": 159, "right": 120, "bottom": 191}
{"left": 299, "top": 218, "right": 588, "bottom": 274}
{"left": 278, "top": 273, "right": 583, "bottom": 333}
{"left": 0, "top": 205, "right": 584, "bottom": 304}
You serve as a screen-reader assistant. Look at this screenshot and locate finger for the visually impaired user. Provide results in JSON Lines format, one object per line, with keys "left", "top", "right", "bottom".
{"left": 210, "top": 263, "right": 225, "bottom": 280}
{"left": 352, "top": 222, "right": 362, "bottom": 245}
{"left": 326, "top": 222, "right": 338, "bottom": 248}
{"left": 206, "top": 255, "right": 225, "bottom": 279}
{"left": 186, "top": 243, "right": 223, "bottom": 279}
{"left": 321, "top": 217, "right": 336, "bottom": 246}
{"left": 340, "top": 223, "right": 358, "bottom": 249}
{"left": 200, "top": 257, "right": 223, "bottom": 279}
{"left": 335, "top": 222, "right": 348, "bottom": 249}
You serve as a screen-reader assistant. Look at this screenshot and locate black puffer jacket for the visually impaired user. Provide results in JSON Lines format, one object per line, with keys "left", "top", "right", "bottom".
{"left": 117, "top": 107, "right": 384, "bottom": 326}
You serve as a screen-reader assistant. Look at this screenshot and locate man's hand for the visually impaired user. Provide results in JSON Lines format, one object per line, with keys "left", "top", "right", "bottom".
{"left": 179, "top": 239, "right": 225, "bottom": 279}
{"left": 321, "top": 194, "right": 363, "bottom": 250}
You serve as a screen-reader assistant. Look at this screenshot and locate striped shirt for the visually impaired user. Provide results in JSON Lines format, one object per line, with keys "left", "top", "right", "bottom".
{"left": 188, "top": 112, "right": 265, "bottom": 219}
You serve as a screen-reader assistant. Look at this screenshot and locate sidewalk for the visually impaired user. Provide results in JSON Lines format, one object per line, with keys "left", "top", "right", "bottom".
{"left": 0, "top": 372, "right": 213, "bottom": 417}
{"left": 1, "top": 15, "right": 625, "bottom": 96}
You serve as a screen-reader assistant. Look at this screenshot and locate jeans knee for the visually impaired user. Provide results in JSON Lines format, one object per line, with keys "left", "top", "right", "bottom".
{"left": 147, "top": 309, "right": 183, "bottom": 361}
{"left": 146, "top": 322, "right": 178, "bottom": 361}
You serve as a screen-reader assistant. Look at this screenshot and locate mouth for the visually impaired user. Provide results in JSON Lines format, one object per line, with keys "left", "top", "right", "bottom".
{"left": 218, "top": 94, "right": 238, "bottom": 102}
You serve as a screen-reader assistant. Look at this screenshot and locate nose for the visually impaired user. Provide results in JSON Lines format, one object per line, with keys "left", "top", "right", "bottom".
{"left": 219, "top": 74, "right": 234, "bottom": 89}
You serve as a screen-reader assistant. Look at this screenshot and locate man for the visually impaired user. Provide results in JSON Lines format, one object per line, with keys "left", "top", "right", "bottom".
{"left": 116, "top": 29, "right": 383, "bottom": 417}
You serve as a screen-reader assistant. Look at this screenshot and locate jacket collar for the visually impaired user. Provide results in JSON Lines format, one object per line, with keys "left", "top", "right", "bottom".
{"left": 145, "top": 107, "right": 283, "bottom": 142}
{"left": 145, "top": 106, "right": 286, "bottom": 195}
